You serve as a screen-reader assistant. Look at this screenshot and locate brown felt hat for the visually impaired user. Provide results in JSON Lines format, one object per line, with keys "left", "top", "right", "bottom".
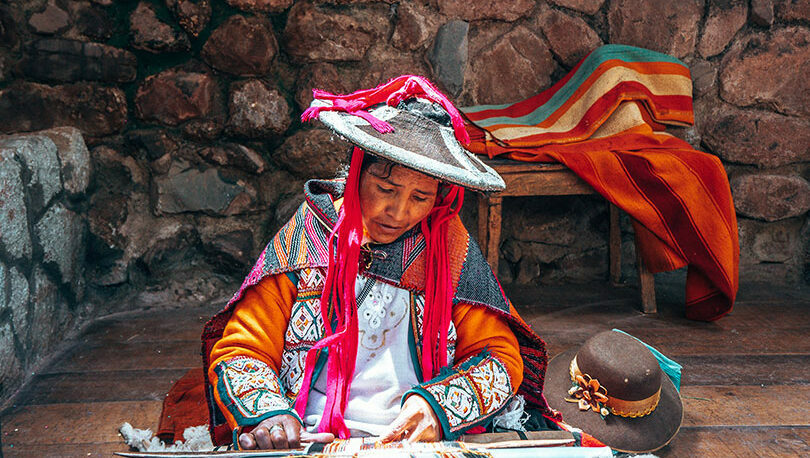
{"left": 545, "top": 330, "right": 683, "bottom": 453}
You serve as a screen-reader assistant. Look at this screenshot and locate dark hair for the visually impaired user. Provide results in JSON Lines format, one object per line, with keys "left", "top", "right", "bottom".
{"left": 352, "top": 148, "right": 452, "bottom": 200}
{"left": 337, "top": 147, "right": 398, "bottom": 179}
{"left": 360, "top": 152, "right": 396, "bottom": 179}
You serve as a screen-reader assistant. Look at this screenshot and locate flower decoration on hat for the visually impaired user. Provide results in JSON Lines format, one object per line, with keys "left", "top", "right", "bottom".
{"left": 566, "top": 373, "right": 611, "bottom": 417}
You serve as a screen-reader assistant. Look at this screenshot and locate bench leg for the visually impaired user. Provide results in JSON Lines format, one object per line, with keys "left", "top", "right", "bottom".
{"left": 609, "top": 204, "right": 621, "bottom": 285}
{"left": 635, "top": 232, "right": 657, "bottom": 314}
{"left": 483, "top": 196, "right": 502, "bottom": 275}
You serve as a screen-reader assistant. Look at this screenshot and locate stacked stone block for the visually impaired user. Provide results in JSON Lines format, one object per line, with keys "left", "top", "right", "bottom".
{"left": 0, "top": 127, "right": 90, "bottom": 403}
{"left": 0, "top": 0, "right": 805, "bottom": 310}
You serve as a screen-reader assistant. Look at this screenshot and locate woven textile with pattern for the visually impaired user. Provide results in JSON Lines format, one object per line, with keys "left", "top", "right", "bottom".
{"left": 462, "top": 44, "right": 739, "bottom": 322}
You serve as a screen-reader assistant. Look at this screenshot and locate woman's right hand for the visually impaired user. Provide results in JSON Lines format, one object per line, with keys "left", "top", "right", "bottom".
{"left": 238, "top": 414, "right": 335, "bottom": 450}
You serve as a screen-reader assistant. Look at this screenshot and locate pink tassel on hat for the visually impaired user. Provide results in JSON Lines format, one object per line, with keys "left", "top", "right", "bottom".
{"left": 302, "top": 97, "right": 394, "bottom": 134}
{"left": 296, "top": 76, "right": 470, "bottom": 437}
{"left": 301, "top": 75, "right": 470, "bottom": 145}
{"left": 420, "top": 185, "right": 464, "bottom": 379}
{"left": 294, "top": 148, "right": 365, "bottom": 438}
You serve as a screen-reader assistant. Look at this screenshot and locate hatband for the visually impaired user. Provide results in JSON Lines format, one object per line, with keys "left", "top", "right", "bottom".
{"left": 568, "top": 356, "right": 661, "bottom": 418}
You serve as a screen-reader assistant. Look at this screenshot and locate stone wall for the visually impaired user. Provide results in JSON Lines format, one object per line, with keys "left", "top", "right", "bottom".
{"left": 0, "top": 0, "right": 808, "bottom": 314}
{"left": 0, "top": 127, "right": 90, "bottom": 404}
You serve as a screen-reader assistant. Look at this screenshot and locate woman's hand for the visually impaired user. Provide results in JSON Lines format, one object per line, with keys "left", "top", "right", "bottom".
{"left": 238, "top": 414, "right": 335, "bottom": 450}
{"left": 379, "top": 395, "right": 442, "bottom": 443}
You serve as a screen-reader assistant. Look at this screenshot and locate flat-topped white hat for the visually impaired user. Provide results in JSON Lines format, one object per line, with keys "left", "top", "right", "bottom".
{"left": 302, "top": 75, "right": 505, "bottom": 192}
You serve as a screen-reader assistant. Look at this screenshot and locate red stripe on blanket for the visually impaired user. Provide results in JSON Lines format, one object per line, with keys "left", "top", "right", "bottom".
{"left": 462, "top": 45, "right": 739, "bottom": 321}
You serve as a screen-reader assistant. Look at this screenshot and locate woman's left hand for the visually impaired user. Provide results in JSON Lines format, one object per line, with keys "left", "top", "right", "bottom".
{"left": 379, "top": 394, "right": 442, "bottom": 443}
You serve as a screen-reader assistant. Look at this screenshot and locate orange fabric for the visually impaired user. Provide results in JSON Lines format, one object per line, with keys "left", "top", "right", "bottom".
{"left": 463, "top": 60, "right": 691, "bottom": 124}
{"left": 400, "top": 216, "right": 469, "bottom": 294}
{"left": 465, "top": 60, "right": 692, "bottom": 135}
{"left": 452, "top": 302, "right": 523, "bottom": 390}
{"left": 207, "top": 272, "right": 523, "bottom": 431}
{"left": 468, "top": 124, "right": 739, "bottom": 321}
{"left": 208, "top": 274, "right": 297, "bottom": 371}
{"left": 156, "top": 368, "right": 208, "bottom": 442}
{"left": 207, "top": 273, "right": 298, "bottom": 430}
{"left": 461, "top": 45, "right": 738, "bottom": 321}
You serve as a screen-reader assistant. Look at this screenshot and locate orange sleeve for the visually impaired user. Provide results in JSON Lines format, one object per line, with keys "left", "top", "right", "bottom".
{"left": 452, "top": 302, "right": 524, "bottom": 392}
{"left": 406, "top": 301, "right": 525, "bottom": 440}
{"left": 207, "top": 273, "right": 298, "bottom": 430}
{"left": 209, "top": 273, "right": 297, "bottom": 372}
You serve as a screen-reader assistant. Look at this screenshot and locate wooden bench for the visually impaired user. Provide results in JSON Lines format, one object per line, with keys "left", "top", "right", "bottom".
{"left": 477, "top": 158, "right": 656, "bottom": 314}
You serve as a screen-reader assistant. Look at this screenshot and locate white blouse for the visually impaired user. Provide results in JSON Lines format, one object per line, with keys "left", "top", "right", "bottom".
{"left": 303, "top": 274, "right": 420, "bottom": 436}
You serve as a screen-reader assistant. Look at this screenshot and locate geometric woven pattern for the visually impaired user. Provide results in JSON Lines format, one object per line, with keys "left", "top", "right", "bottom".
{"left": 280, "top": 349, "right": 308, "bottom": 400}
{"left": 215, "top": 356, "right": 295, "bottom": 424}
{"left": 411, "top": 294, "right": 457, "bottom": 365}
{"left": 462, "top": 44, "right": 738, "bottom": 321}
{"left": 202, "top": 179, "right": 552, "bottom": 443}
{"left": 447, "top": 318, "right": 457, "bottom": 364}
{"left": 281, "top": 268, "right": 327, "bottom": 398}
{"left": 412, "top": 352, "right": 513, "bottom": 439}
{"left": 285, "top": 300, "right": 322, "bottom": 342}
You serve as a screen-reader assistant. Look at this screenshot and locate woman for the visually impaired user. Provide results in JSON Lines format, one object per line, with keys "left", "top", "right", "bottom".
{"left": 201, "top": 75, "right": 553, "bottom": 450}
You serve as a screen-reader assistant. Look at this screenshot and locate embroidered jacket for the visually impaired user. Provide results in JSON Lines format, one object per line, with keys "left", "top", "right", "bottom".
{"left": 202, "top": 180, "right": 552, "bottom": 445}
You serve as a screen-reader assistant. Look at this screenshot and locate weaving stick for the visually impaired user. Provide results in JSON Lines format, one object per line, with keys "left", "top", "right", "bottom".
{"left": 115, "top": 439, "right": 575, "bottom": 457}
{"left": 115, "top": 430, "right": 578, "bottom": 457}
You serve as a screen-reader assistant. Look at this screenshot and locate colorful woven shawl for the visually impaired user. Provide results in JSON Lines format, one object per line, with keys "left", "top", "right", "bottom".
{"left": 201, "top": 180, "right": 553, "bottom": 445}
{"left": 462, "top": 44, "right": 739, "bottom": 321}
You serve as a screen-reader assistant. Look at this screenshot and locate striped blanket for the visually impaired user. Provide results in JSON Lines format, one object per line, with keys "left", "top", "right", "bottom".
{"left": 462, "top": 45, "right": 738, "bottom": 321}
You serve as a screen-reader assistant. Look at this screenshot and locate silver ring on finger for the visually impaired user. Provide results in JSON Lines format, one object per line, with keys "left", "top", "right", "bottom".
{"left": 269, "top": 424, "right": 284, "bottom": 434}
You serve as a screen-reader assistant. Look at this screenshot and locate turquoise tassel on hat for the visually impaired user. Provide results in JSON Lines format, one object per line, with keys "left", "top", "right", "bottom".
{"left": 612, "top": 329, "right": 682, "bottom": 391}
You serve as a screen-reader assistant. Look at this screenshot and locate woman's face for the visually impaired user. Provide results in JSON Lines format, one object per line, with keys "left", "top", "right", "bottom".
{"left": 358, "top": 163, "right": 439, "bottom": 244}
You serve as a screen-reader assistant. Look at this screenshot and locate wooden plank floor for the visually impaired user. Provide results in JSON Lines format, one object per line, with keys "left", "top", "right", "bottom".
{"left": 2, "top": 281, "right": 809, "bottom": 457}
{"left": 0, "top": 303, "right": 221, "bottom": 457}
